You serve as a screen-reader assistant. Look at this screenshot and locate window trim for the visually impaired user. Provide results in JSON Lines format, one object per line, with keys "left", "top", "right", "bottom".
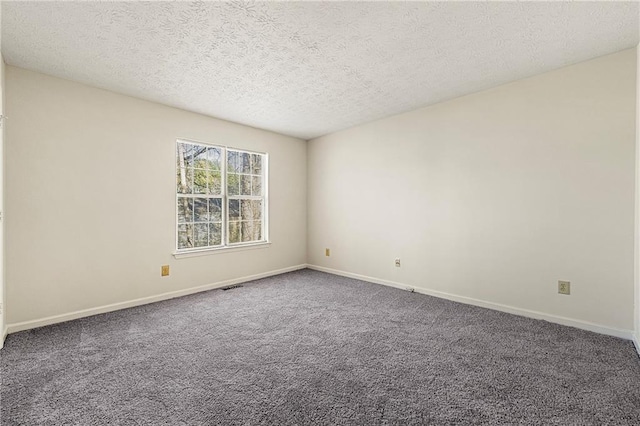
{"left": 173, "top": 241, "right": 272, "bottom": 259}
{"left": 173, "top": 138, "right": 269, "bottom": 256}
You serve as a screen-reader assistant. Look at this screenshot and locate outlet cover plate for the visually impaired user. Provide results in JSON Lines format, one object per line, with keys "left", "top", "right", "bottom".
{"left": 558, "top": 280, "right": 570, "bottom": 295}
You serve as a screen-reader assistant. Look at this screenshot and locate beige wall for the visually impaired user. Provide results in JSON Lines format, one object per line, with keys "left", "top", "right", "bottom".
{"left": 5, "top": 66, "right": 307, "bottom": 325}
{"left": 3, "top": 49, "right": 638, "bottom": 338}
{"left": 1, "top": 54, "right": 5, "bottom": 340}
{"left": 308, "top": 48, "right": 637, "bottom": 333}
{"left": 636, "top": 44, "right": 640, "bottom": 345}
{"left": 0, "top": 1, "right": 4, "bottom": 345}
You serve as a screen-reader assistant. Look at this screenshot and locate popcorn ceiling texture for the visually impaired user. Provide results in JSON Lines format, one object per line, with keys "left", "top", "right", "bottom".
{"left": 1, "top": 1, "right": 638, "bottom": 139}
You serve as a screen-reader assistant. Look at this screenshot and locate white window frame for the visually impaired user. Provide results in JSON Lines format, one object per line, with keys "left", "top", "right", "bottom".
{"left": 174, "top": 138, "right": 269, "bottom": 257}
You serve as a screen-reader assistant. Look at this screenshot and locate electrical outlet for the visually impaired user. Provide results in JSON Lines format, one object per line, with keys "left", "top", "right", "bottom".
{"left": 325, "top": 248, "right": 330, "bottom": 257}
{"left": 161, "top": 265, "right": 170, "bottom": 277}
{"left": 395, "top": 258, "right": 401, "bottom": 267}
{"left": 558, "top": 280, "right": 570, "bottom": 295}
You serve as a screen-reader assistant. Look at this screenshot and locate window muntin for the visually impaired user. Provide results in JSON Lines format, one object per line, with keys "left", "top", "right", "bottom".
{"left": 176, "top": 140, "right": 267, "bottom": 251}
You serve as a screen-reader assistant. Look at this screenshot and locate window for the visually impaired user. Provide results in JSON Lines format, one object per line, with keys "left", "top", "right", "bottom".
{"left": 176, "top": 139, "right": 267, "bottom": 252}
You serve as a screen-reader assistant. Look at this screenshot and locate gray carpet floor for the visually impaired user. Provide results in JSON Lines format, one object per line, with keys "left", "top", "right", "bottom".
{"left": 1, "top": 269, "right": 639, "bottom": 425}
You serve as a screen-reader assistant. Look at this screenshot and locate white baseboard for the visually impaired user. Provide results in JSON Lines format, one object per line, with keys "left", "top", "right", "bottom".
{"left": 5, "top": 263, "right": 637, "bottom": 350}
{"left": 307, "top": 264, "right": 635, "bottom": 341}
{"left": 5, "top": 264, "right": 307, "bottom": 335}
{"left": 1, "top": 326, "right": 7, "bottom": 349}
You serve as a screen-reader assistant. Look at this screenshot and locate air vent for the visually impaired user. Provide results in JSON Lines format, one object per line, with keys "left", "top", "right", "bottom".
{"left": 221, "top": 284, "right": 243, "bottom": 291}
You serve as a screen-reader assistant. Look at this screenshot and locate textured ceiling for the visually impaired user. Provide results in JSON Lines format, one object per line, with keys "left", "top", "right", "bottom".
{"left": 1, "top": 1, "right": 638, "bottom": 140}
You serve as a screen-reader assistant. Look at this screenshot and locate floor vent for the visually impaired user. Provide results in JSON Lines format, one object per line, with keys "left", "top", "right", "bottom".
{"left": 221, "top": 284, "right": 243, "bottom": 291}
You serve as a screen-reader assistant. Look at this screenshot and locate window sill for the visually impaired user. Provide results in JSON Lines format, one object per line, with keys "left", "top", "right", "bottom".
{"left": 173, "top": 242, "right": 271, "bottom": 259}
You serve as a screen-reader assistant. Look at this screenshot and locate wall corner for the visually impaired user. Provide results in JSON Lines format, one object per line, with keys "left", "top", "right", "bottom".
{"left": 635, "top": 42, "right": 640, "bottom": 351}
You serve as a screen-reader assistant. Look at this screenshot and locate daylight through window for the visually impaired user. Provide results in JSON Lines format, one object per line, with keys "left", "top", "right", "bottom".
{"left": 176, "top": 140, "right": 267, "bottom": 251}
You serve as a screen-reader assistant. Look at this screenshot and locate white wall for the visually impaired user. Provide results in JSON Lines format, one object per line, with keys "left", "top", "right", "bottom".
{"left": 636, "top": 43, "right": 640, "bottom": 349}
{"left": 308, "top": 48, "right": 637, "bottom": 334}
{"left": 5, "top": 66, "right": 307, "bottom": 326}
{"left": 0, "top": 0, "right": 4, "bottom": 345}
{"left": 0, "top": 54, "right": 5, "bottom": 344}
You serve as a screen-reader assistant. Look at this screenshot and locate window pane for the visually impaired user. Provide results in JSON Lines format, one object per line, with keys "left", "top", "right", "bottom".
{"left": 227, "top": 173, "right": 240, "bottom": 196}
{"left": 177, "top": 197, "right": 193, "bottom": 223}
{"left": 209, "top": 222, "right": 222, "bottom": 246}
{"left": 251, "top": 154, "right": 262, "bottom": 175}
{"left": 251, "top": 176, "right": 262, "bottom": 196}
{"left": 241, "top": 221, "right": 261, "bottom": 242}
{"left": 241, "top": 152, "right": 251, "bottom": 173}
{"left": 241, "top": 199, "right": 250, "bottom": 220}
{"left": 177, "top": 143, "right": 194, "bottom": 168}
{"left": 229, "top": 221, "right": 241, "bottom": 243}
{"left": 254, "top": 221, "right": 262, "bottom": 240}
{"left": 177, "top": 167, "right": 193, "bottom": 194}
{"left": 178, "top": 224, "right": 193, "bottom": 249}
{"left": 252, "top": 200, "right": 263, "bottom": 221}
{"left": 193, "top": 169, "right": 207, "bottom": 194}
{"left": 240, "top": 175, "right": 252, "bottom": 196}
{"left": 242, "top": 199, "right": 262, "bottom": 221}
{"left": 194, "top": 224, "right": 208, "bottom": 247}
{"left": 176, "top": 166, "right": 181, "bottom": 192}
{"left": 227, "top": 150, "right": 241, "bottom": 173}
{"left": 207, "top": 147, "right": 221, "bottom": 171}
{"left": 194, "top": 198, "right": 208, "bottom": 222}
{"left": 229, "top": 199, "right": 240, "bottom": 221}
{"left": 208, "top": 171, "right": 221, "bottom": 195}
{"left": 193, "top": 146, "right": 208, "bottom": 169}
{"left": 209, "top": 198, "right": 222, "bottom": 221}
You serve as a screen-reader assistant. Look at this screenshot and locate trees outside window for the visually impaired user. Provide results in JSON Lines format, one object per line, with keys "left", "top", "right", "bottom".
{"left": 176, "top": 140, "right": 267, "bottom": 251}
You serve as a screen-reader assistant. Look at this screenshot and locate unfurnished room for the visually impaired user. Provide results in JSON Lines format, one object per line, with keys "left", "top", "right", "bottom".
{"left": 0, "top": 1, "right": 639, "bottom": 425}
